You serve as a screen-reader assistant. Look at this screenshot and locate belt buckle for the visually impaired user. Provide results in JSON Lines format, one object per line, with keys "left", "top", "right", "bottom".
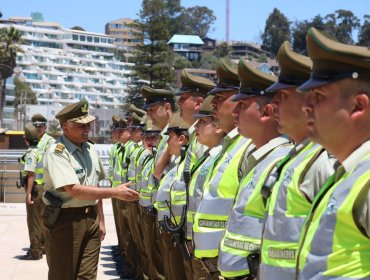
{"left": 85, "top": 207, "right": 90, "bottom": 214}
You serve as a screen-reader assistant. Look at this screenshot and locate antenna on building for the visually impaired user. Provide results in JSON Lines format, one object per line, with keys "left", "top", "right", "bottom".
{"left": 226, "top": 0, "right": 230, "bottom": 43}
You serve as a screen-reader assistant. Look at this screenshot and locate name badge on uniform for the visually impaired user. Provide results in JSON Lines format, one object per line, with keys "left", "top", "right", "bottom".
{"left": 75, "top": 168, "right": 85, "bottom": 179}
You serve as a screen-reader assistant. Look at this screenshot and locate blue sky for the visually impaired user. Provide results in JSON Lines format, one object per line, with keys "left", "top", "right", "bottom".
{"left": 1, "top": 0, "right": 368, "bottom": 43}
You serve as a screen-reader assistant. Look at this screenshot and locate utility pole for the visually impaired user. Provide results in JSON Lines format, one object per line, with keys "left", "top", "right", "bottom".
{"left": 226, "top": 0, "right": 230, "bottom": 43}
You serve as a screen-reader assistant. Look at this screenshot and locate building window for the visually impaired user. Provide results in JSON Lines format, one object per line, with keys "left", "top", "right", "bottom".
{"left": 80, "top": 35, "right": 86, "bottom": 41}
{"left": 94, "top": 37, "right": 99, "bottom": 43}
{"left": 87, "top": 36, "right": 93, "bottom": 42}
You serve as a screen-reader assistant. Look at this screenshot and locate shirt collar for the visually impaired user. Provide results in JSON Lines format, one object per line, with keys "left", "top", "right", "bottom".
{"left": 251, "top": 135, "right": 291, "bottom": 161}
{"left": 293, "top": 138, "right": 311, "bottom": 154}
{"left": 61, "top": 134, "right": 87, "bottom": 154}
{"left": 209, "top": 144, "right": 222, "bottom": 157}
{"left": 160, "top": 124, "right": 169, "bottom": 137}
{"left": 342, "top": 139, "right": 370, "bottom": 173}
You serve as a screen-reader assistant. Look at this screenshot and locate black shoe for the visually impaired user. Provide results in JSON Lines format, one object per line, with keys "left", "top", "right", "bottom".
{"left": 18, "top": 254, "right": 42, "bottom": 260}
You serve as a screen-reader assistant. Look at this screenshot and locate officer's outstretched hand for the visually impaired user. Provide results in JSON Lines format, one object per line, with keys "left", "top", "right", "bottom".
{"left": 114, "top": 182, "right": 140, "bottom": 201}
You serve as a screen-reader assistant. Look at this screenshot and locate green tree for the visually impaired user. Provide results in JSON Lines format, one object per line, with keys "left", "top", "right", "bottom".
{"left": 262, "top": 8, "right": 291, "bottom": 55}
{"left": 292, "top": 15, "right": 325, "bottom": 54}
{"left": 214, "top": 42, "right": 231, "bottom": 58}
{"left": 179, "top": 6, "right": 216, "bottom": 38}
{"left": 358, "top": 15, "right": 370, "bottom": 46}
{"left": 131, "top": 0, "right": 176, "bottom": 89}
{"left": 0, "top": 26, "right": 23, "bottom": 126}
{"left": 199, "top": 52, "right": 219, "bottom": 70}
{"left": 173, "top": 54, "right": 192, "bottom": 70}
{"left": 13, "top": 77, "right": 37, "bottom": 107}
{"left": 334, "top": 9, "right": 360, "bottom": 44}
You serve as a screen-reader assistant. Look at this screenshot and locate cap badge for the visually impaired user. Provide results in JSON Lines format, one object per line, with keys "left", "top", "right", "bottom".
{"left": 81, "top": 103, "right": 88, "bottom": 113}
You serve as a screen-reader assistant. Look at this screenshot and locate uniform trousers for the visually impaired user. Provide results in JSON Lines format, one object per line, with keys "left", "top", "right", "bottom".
{"left": 126, "top": 201, "right": 144, "bottom": 279}
{"left": 141, "top": 207, "right": 165, "bottom": 280}
{"left": 184, "top": 240, "right": 210, "bottom": 280}
{"left": 26, "top": 185, "right": 45, "bottom": 258}
{"left": 44, "top": 206, "right": 100, "bottom": 280}
{"left": 157, "top": 224, "right": 187, "bottom": 280}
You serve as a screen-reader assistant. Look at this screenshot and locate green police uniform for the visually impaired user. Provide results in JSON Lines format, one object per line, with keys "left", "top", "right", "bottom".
{"left": 140, "top": 86, "right": 176, "bottom": 280}
{"left": 296, "top": 28, "right": 370, "bottom": 280}
{"left": 259, "top": 41, "right": 336, "bottom": 279}
{"left": 138, "top": 120, "right": 165, "bottom": 280}
{"left": 43, "top": 99, "right": 106, "bottom": 280}
{"left": 19, "top": 124, "right": 45, "bottom": 260}
{"left": 217, "top": 59, "right": 292, "bottom": 279}
{"left": 192, "top": 60, "right": 253, "bottom": 279}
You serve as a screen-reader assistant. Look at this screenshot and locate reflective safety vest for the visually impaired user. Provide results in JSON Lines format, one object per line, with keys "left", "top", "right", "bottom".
{"left": 193, "top": 135, "right": 252, "bottom": 258}
{"left": 37, "top": 133, "right": 55, "bottom": 153}
{"left": 170, "top": 159, "right": 186, "bottom": 224}
{"left": 170, "top": 130, "right": 204, "bottom": 228}
{"left": 111, "top": 141, "right": 135, "bottom": 187}
{"left": 139, "top": 156, "right": 155, "bottom": 207}
{"left": 108, "top": 142, "right": 119, "bottom": 182}
{"left": 135, "top": 147, "right": 151, "bottom": 192}
{"left": 218, "top": 144, "right": 292, "bottom": 278}
{"left": 297, "top": 153, "right": 370, "bottom": 280}
{"left": 186, "top": 146, "right": 222, "bottom": 240}
{"left": 20, "top": 148, "right": 44, "bottom": 185}
{"left": 154, "top": 163, "right": 178, "bottom": 222}
{"left": 126, "top": 143, "right": 142, "bottom": 190}
{"left": 149, "top": 133, "right": 169, "bottom": 200}
{"left": 260, "top": 142, "right": 326, "bottom": 279}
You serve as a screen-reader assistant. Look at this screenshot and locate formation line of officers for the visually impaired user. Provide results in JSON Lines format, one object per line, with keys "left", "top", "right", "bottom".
{"left": 19, "top": 28, "right": 370, "bottom": 280}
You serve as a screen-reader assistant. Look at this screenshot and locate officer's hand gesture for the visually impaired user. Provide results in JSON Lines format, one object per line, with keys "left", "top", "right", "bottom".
{"left": 114, "top": 182, "right": 140, "bottom": 201}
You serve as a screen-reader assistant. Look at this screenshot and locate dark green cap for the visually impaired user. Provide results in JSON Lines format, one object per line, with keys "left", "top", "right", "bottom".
{"left": 208, "top": 59, "right": 240, "bottom": 95}
{"left": 266, "top": 41, "right": 312, "bottom": 92}
{"left": 129, "top": 104, "right": 146, "bottom": 117}
{"left": 176, "top": 69, "right": 215, "bottom": 96}
{"left": 232, "top": 58, "right": 277, "bottom": 101}
{"left": 299, "top": 28, "right": 370, "bottom": 91}
{"left": 129, "top": 112, "right": 144, "bottom": 129}
{"left": 24, "top": 123, "right": 38, "bottom": 141}
{"left": 141, "top": 86, "right": 175, "bottom": 109}
{"left": 164, "top": 112, "right": 190, "bottom": 135}
{"left": 31, "top": 113, "right": 47, "bottom": 126}
{"left": 193, "top": 96, "right": 214, "bottom": 118}
{"left": 116, "top": 118, "right": 128, "bottom": 130}
{"left": 112, "top": 115, "right": 120, "bottom": 129}
{"left": 55, "top": 99, "right": 95, "bottom": 124}
{"left": 142, "top": 118, "right": 161, "bottom": 136}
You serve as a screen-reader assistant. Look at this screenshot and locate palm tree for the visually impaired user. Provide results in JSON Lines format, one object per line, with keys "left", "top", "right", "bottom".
{"left": 0, "top": 26, "right": 23, "bottom": 127}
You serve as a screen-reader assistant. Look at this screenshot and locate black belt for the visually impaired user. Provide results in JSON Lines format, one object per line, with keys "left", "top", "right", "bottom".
{"left": 60, "top": 205, "right": 95, "bottom": 214}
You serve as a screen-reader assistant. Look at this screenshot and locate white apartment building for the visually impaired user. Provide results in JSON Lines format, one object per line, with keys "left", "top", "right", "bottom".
{"left": 0, "top": 17, "right": 133, "bottom": 129}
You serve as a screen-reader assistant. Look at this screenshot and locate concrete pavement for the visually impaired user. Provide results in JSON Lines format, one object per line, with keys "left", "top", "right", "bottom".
{"left": 0, "top": 200, "right": 122, "bottom": 280}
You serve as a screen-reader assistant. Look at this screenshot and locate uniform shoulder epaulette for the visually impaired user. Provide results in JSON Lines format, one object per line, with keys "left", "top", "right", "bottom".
{"left": 54, "top": 143, "right": 65, "bottom": 154}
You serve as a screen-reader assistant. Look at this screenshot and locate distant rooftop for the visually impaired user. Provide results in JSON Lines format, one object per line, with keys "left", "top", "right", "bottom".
{"left": 168, "top": 34, "right": 204, "bottom": 45}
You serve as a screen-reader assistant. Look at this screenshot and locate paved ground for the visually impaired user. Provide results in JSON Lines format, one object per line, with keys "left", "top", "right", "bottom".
{"left": 0, "top": 200, "right": 121, "bottom": 280}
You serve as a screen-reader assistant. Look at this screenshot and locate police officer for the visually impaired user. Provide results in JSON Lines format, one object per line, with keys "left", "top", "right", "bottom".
{"left": 31, "top": 113, "right": 55, "bottom": 152}
{"left": 138, "top": 119, "right": 165, "bottom": 280}
{"left": 187, "top": 96, "right": 226, "bottom": 279}
{"left": 154, "top": 112, "right": 190, "bottom": 280}
{"left": 193, "top": 59, "right": 253, "bottom": 279}
{"left": 259, "top": 41, "right": 336, "bottom": 279}
{"left": 217, "top": 59, "right": 292, "bottom": 279}
{"left": 140, "top": 86, "right": 176, "bottom": 280}
{"left": 42, "top": 99, "right": 139, "bottom": 280}
{"left": 18, "top": 123, "right": 45, "bottom": 260}
{"left": 296, "top": 28, "right": 370, "bottom": 279}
